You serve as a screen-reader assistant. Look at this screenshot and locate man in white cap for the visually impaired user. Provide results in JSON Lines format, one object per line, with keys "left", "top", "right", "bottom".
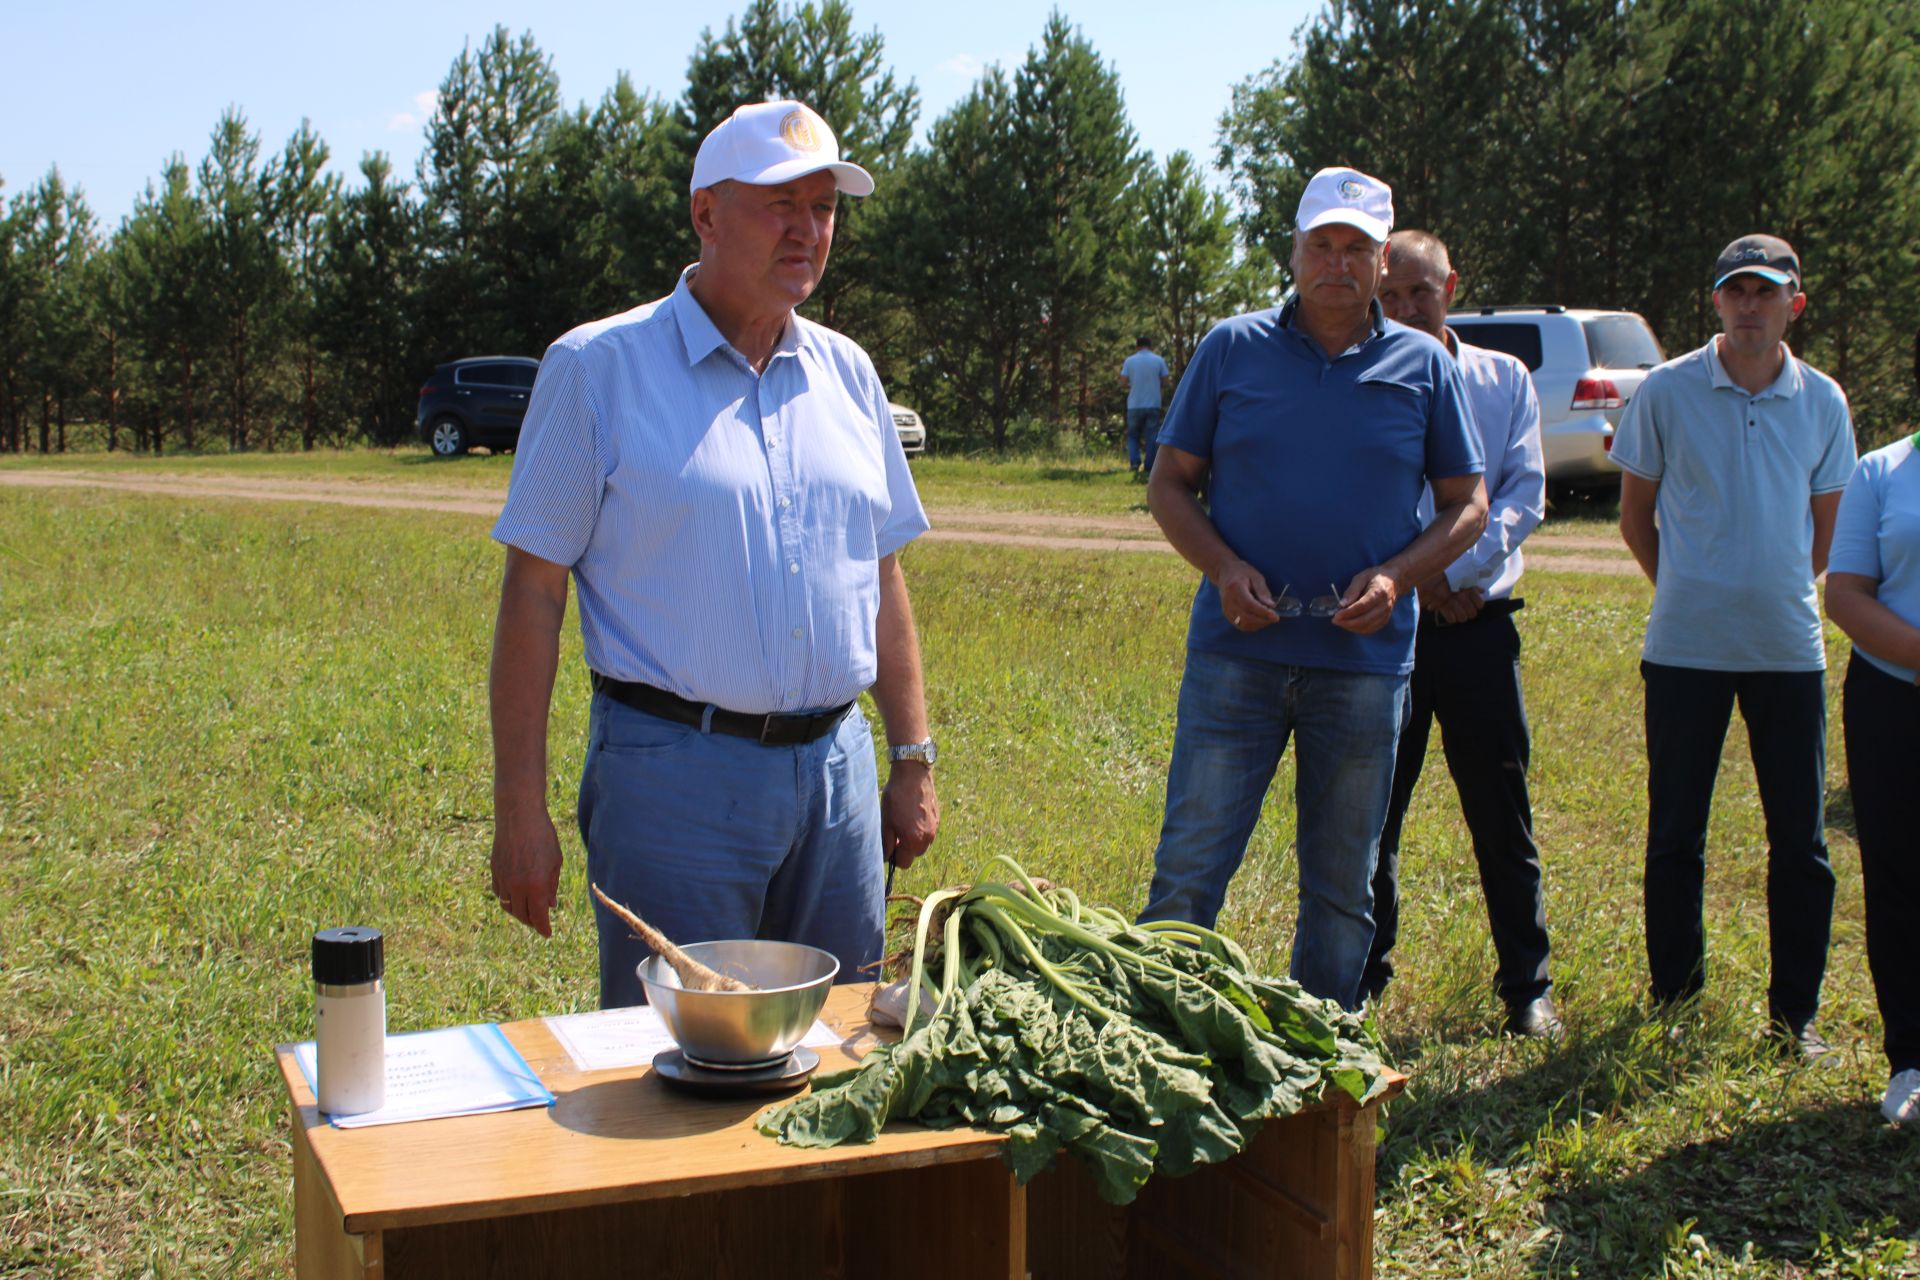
{"left": 1139, "top": 166, "right": 1488, "bottom": 1010}
{"left": 487, "top": 100, "right": 940, "bottom": 1008}
{"left": 1612, "top": 233, "right": 1855, "bottom": 1062}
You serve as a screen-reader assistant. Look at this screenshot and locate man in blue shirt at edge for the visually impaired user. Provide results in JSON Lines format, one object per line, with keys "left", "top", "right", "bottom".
{"left": 1139, "top": 166, "right": 1489, "bottom": 1011}
{"left": 1614, "top": 233, "right": 1856, "bottom": 1063}
{"left": 487, "top": 101, "right": 940, "bottom": 1009}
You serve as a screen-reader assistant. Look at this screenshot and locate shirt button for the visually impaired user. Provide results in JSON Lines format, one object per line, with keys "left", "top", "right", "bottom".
{"left": 787, "top": 689, "right": 798, "bottom": 699}
{"left": 768, "top": 436, "right": 780, "bottom": 448}
{"left": 788, "top": 561, "right": 799, "bottom": 574}
{"left": 779, "top": 496, "right": 791, "bottom": 509}
{"left": 791, "top": 627, "right": 803, "bottom": 640}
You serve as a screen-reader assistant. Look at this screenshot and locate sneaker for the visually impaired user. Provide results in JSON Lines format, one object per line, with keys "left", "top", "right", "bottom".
{"left": 1772, "top": 1021, "right": 1841, "bottom": 1068}
{"left": 1503, "top": 994, "right": 1564, "bottom": 1040}
{"left": 1884, "top": 1069, "right": 1920, "bottom": 1126}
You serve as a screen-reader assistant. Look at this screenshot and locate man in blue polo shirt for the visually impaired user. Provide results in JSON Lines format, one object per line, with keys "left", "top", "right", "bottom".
{"left": 488, "top": 101, "right": 940, "bottom": 1008}
{"left": 1139, "top": 167, "right": 1488, "bottom": 1010}
{"left": 1613, "top": 233, "right": 1856, "bottom": 1062}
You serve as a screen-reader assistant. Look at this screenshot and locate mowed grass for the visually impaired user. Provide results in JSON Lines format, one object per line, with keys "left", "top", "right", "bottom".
{"left": 1, "top": 486, "right": 1914, "bottom": 1277}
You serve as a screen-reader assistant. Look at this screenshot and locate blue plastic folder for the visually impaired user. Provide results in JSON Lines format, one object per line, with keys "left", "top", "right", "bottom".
{"left": 292, "top": 1022, "right": 555, "bottom": 1129}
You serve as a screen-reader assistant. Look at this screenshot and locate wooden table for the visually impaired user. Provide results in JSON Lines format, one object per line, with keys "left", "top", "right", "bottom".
{"left": 279, "top": 985, "right": 1404, "bottom": 1279}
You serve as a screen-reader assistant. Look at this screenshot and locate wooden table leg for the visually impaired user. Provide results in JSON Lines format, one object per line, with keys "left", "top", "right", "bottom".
{"left": 292, "top": 1106, "right": 382, "bottom": 1280}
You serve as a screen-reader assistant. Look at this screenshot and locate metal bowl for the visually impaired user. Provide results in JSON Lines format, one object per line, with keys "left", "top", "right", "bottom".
{"left": 638, "top": 940, "right": 839, "bottom": 1066}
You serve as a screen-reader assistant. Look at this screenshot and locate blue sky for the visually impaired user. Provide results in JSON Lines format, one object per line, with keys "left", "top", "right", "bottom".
{"left": 5, "top": 0, "right": 1320, "bottom": 229}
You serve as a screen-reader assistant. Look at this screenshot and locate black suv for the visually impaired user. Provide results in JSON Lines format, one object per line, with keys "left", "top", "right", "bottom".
{"left": 416, "top": 357, "right": 541, "bottom": 457}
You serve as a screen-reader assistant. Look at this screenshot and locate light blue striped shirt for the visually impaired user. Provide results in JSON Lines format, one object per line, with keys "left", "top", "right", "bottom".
{"left": 1418, "top": 335, "right": 1546, "bottom": 600}
{"left": 492, "top": 267, "right": 929, "bottom": 713}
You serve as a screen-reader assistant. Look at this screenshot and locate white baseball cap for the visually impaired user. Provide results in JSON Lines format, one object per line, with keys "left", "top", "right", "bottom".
{"left": 1295, "top": 166, "right": 1393, "bottom": 242}
{"left": 690, "top": 100, "right": 875, "bottom": 197}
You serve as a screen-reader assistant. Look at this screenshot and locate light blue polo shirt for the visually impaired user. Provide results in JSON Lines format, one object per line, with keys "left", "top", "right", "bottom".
{"left": 1159, "top": 299, "right": 1483, "bottom": 675}
{"left": 1122, "top": 349, "right": 1169, "bottom": 410}
{"left": 492, "top": 267, "right": 929, "bottom": 713}
{"left": 1829, "top": 437, "right": 1920, "bottom": 684}
{"left": 1610, "top": 338, "right": 1855, "bottom": 671}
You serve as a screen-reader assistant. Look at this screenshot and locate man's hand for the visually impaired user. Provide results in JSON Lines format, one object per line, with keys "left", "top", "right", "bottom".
{"left": 491, "top": 803, "right": 562, "bottom": 937}
{"left": 1216, "top": 557, "right": 1281, "bottom": 632}
{"left": 1437, "top": 586, "right": 1484, "bottom": 625}
{"left": 1417, "top": 574, "right": 1454, "bottom": 614}
{"left": 880, "top": 762, "right": 939, "bottom": 870}
{"left": 1332, "top": 567, "right": 1400, "bottom": 634}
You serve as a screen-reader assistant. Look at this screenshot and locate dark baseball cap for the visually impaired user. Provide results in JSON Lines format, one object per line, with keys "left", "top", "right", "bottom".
{"left": 1713, "top": 234, "right": 1800, "bottom": 290}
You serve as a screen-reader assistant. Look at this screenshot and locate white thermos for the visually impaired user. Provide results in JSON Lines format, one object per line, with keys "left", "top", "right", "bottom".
{"left": 313, "top": 926, "right": 385, "bottom": 1116}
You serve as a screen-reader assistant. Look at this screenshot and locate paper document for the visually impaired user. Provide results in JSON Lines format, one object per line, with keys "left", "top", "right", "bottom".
{"left": 292, "top": 1023, "right": 555, "bottom": 1129}
{"left": 545, "top": 1005, "right": 846, "bottom": 1073}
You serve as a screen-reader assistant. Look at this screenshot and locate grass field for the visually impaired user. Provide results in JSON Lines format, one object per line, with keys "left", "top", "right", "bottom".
{"left": 1, "top": 474, "right": 1914, "bottom": 1277}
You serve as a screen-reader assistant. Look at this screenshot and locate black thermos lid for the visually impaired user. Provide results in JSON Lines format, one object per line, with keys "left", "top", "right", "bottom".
{"left": 313, "top": 927, "right": 384, "bottom": 985}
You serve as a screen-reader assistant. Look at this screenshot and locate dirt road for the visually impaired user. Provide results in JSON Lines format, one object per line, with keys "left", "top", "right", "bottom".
{"left": 0, "top": 468, "right": 1639, "bottom": 575}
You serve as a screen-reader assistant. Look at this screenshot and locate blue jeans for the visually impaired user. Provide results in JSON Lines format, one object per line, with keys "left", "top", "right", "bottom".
{"left": 1141, "top": 648, "right": 1409, "bottom": 1009}
{"left": 577, "top": 692, "right": 885, "bottom": 1009}
{"left": 1126, "top": 407, "right": 1162, "bottom": 472}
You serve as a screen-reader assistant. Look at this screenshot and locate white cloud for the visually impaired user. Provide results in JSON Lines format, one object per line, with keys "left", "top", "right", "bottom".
{"left": 940, "top": 53, "right": 984, "bottom": 78}
{"left": 387, "top": 89, "right": 439, "bottom": 131}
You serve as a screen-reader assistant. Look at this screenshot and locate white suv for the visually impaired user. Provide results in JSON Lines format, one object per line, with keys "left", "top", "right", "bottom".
{"left": 1447, "top": 307, "right": 1664, "bottom": 487}
{"left": 890, "top": 403, "right": 927, "bottom": 456}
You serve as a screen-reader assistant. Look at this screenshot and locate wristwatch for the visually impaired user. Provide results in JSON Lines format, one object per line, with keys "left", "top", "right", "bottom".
{"left": 887, "top": 739, "right": 938, "bottom": 767}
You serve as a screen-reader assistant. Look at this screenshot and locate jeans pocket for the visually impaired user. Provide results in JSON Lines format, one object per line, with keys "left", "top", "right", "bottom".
{"left": 594, "top": 699, "right": 701, "bottom": 757}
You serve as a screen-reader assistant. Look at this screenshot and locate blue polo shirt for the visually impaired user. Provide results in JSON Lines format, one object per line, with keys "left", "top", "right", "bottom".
{"left": 1610, "top": 338, "right": 1855, "bottom": 672}
{"left": 1829, "top": 438, "right": 1920, "bottom": 684}
{"left": 1158, "top": 299, "right": 1483, "bottom": 675}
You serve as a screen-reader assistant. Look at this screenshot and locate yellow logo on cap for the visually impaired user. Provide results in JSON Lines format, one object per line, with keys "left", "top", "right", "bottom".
{"left": 781, "top": 109, "right": 823, "bottom": 152}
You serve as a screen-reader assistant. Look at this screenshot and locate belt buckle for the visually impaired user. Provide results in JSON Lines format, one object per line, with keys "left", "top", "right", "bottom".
{"left": 758, "top": 715, "right": 779, "bottom": 745}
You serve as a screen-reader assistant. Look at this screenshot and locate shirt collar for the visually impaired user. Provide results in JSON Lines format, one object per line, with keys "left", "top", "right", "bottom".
{"left": 1704, "top": 336, "right": 1803, "bottom": 399}
{"left": 1276, "top": 294, "right": 1388, "bottom": 356}
{"left": 668, "top": 265, "right": 805, "bottom": 369}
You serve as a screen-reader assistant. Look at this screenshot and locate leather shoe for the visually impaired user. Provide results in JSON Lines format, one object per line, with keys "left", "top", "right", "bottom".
{"left": 1502, "top": 994, "right": 1563, "bottom": 1040}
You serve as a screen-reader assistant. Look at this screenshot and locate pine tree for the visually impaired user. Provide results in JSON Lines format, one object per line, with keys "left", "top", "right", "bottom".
{"left": 317, "top": 153, "right": 425, "bottom": 444}
{"left": 274, "top": 120, "right": 341, "bottom": 449}
{"left": 1009, "top": 12, "right": 1142, "bottom": 430}
{"left": 198, "top": 109, "right": 283, "bottom": 450}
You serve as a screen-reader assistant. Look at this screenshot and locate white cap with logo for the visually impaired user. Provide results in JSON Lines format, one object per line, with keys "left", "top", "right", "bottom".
{"left": 1295, "top": 166, "right": 1394, "bottom": 242}
{"left": 690, "top": 100, "right": 875, "bottom": 197}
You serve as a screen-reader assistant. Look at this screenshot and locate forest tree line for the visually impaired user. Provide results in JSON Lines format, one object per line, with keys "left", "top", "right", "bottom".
{"left": 2, "top": 0, "right": 1915, "bottom": 457}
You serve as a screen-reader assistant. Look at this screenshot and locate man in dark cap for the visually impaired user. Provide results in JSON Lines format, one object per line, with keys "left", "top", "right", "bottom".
{"left": 1612, "top": 234, "right": 1856, "bottom": 1061}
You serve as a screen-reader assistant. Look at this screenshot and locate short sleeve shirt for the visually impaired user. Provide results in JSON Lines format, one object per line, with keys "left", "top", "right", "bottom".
{"left": 491, "top": 268, "right": 929, "bottom": 713}
{"left": 1828, "top": 437, "right": 1920, "bottom": 684}
{"left": 1122, "top": 349, "right": 1169, "bottom": 410}
{"left": 1610, "top": 338, "right": 1856, "bottom": 671}
{"left": 1159, "top": 298, "right": 1483, "bottom": 675}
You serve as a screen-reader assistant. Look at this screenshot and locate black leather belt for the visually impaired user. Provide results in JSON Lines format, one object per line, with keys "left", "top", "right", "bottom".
{"left": 590, "top": 673, "right": 853, "bottom": 745}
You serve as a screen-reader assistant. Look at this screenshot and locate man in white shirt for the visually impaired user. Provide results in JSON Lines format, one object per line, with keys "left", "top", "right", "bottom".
{"left": 1365, "top": 229, "right": 1558, "bottom": 1037}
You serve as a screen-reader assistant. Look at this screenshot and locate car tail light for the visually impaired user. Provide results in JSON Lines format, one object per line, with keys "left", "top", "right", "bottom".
{"left": 1571, "top": 377, "right": 1623, "bottom": 411}
{"left": 1603, "top": 434, "right": 1613, "bottom": 452}
{"left": 419, "top": 384, "right": 435, "bottom": 397}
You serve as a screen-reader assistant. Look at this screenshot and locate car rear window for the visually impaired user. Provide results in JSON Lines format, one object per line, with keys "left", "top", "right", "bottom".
{"left": 457, "top": 363, "right": 537, "bottom": 387}
{"left": 1582, "top": 315, "right": 1664, "bottom": 370}
{"left": 1450, "top": 322, "right": 1543, "bottom": 371}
